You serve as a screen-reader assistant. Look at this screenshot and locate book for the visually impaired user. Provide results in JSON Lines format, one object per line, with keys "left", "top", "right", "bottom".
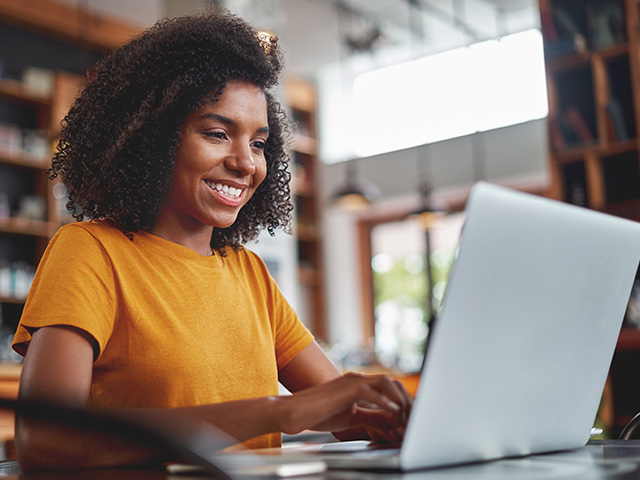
{"left": 587, "top": 1, "right": 626, "bottom": 50}
{"left": 544, "top": 5, "right": 587, "bottom": 58}
{"left": 552, "top": 6, "right": 582, "bottom": 37}
{"left": 549, "top": 118, "right": 566, "bottom": 151}
{"left": 544, "top": 33, "right": 586, "bottom": 57}
{"left": 562, "top": 106, "right": 594, "bottom": 145}
{"left": 605, "top": 97, "right": 630, "bottom": 142}
{"left": 0, "top": 122, "right": 21, "bottom": 155}
{"left": 540, "top": 8, "right": 559, "bottom": 43}
{"left": 567, "top": 179, "right": 588, "bottom": 207}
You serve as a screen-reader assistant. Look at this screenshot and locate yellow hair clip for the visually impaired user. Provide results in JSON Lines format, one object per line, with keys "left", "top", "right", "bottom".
{"left": 257, "top": 30, "right": 277, "bottom": 54}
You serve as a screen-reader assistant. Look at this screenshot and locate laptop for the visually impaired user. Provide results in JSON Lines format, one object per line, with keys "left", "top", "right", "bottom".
{"left": 216, "top": 181, "right": 640, "bottom": 473}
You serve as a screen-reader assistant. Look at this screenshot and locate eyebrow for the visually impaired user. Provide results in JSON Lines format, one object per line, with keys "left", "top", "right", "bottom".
{"left": 200, "top": 113, "right": 270, "bottom": 134}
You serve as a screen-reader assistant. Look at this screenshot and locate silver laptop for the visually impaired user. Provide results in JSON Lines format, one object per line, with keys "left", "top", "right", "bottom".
{"left": 218, "top": 181, "right": 640, "bottom": 473}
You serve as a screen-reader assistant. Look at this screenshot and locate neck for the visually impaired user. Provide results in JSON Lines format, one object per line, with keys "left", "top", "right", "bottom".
{"left": 154, "top": 230, "right": 214, "bottom": 256}
{"left": 152, "top": 213, "right": 215, "bottom": 256}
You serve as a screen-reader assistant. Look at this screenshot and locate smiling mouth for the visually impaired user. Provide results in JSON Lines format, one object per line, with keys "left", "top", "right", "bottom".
{"left": 204, "top": 180, "right": 243, "bottom": 199}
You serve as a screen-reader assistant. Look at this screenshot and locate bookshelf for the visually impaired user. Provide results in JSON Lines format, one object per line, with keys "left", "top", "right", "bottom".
{"left": 540, "top": 0, "right": 640, "bottom": 437}
{"left": 285, "top": 77, "right": 327, "bottom": 341}
{"left": 542, "top": 0, "right": 640, "bottom": 214}
{"left": 0, "top": 2, "right": 329, "bottom": 344}
{"left": 0, "top": 78, "right": 55, "bottom": 323}
{"left": 0, "top": 0, "right": 135, "bottom": 341}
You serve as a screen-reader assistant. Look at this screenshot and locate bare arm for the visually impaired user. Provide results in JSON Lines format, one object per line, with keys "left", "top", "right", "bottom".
{"left": 277, "top": 340, "right": 413, "bottom": 442}
{"left": 278, "top": 340, "right": 342, "bottom": 391}
{"left": 16, "top": 328, "right": 410, "bottom": 471}
{"left": 16, "top": 325, "right": 169, "bottom": 470}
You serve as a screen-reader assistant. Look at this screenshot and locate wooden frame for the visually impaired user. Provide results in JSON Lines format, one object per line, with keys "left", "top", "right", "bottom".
{"left": 0, "top": 0, "right": 141, "bottom": 51}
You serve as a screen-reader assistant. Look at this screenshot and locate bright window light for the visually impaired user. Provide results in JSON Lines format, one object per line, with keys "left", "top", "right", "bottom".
{"left": 349, "top": 29, "right": 548, "bottom": 159}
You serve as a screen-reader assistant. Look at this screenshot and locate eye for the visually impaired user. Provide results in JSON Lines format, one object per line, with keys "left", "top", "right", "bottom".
{"left": 251, "top": 140, "right": 266, "bottom": 151}
{"left": 204, "top": 131, "right": 227, "bottom": 140}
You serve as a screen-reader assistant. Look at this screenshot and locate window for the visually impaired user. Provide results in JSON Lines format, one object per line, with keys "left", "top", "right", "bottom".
{"left": 320, "top": 29, "right": 548, "bottom": 163}
{"left": 368, "top": 212, "right": 466, "bottom": 372}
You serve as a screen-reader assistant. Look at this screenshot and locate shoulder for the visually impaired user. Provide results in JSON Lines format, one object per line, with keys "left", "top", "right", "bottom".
{"left": 45, "top": 220, "right": 132, "bottom": 264}
{"left": 227, "top": 246, "right": 269, "bottom": 271}
{"left": 224, "top": 247, "right": 275, "bottom": 285}
{"left": 53, "top": 220, "right": 131, "bottom": 248}
{"left": 59, "top": 219, "right": 125, "bottom": 238}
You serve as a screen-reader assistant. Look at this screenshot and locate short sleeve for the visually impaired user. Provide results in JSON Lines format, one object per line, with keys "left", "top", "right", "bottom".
{"left": 12, "top": 224, "right": 118, "bottom": 358}
{"left": 265, "top": 269, "right": 314, "bottom": 370}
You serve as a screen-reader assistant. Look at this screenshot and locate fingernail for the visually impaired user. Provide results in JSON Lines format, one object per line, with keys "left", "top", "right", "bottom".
{"left": 388, "top": 401, "right": 401, "bottom": 412}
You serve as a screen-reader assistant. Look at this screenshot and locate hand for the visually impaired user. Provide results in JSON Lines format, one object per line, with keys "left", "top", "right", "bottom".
{"left": 277, "top": 373, "right": 412, "bottom": 440}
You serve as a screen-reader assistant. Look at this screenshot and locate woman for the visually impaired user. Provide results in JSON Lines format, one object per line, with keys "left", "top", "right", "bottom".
{"left": 12, "top": 7, "right": 411, "bottom": 471}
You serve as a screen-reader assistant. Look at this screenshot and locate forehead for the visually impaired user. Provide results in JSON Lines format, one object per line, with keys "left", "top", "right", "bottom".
{"left": 198, "top": 81, "right": 268, "bottom": 119}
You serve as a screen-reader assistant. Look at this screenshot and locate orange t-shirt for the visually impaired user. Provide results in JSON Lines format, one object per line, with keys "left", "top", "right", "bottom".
{"left": 13, "top": 220, "right": 313, "bottom": 449}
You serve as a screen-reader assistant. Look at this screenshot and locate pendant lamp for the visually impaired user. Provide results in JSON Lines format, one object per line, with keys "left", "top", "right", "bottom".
{"left": 330, "top": 162, "right": 380, "bottom": 210}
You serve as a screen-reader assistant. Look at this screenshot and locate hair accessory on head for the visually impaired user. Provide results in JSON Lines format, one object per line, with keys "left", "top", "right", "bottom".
{"left": 256, "top": 30, "right": 277, "bottom": 55}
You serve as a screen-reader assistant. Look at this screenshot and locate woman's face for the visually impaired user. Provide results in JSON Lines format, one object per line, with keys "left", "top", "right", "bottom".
{"left": 162, "top": 80, "right": 269, "bottom": 230}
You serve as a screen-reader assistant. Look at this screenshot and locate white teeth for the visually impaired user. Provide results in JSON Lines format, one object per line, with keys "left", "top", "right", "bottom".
{"left": 206, "top": 181, "right": 242, "bottom": 199}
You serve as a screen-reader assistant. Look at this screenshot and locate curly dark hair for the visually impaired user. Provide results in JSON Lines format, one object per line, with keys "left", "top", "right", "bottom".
{"left": 50, "top": 7, "right": 293, "bottom": 255}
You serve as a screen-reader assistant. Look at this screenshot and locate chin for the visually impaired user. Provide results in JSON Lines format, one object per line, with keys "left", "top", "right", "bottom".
{"left": 210, "top": 217, "right": 239, "bottom": 229}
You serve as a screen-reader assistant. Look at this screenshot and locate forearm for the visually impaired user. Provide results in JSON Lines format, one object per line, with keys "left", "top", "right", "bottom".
{"left": 15, "top": 415, "right": 169, "bottom": 472}
{"left": 15, "top": 397, "right": 284, "bottom": 472}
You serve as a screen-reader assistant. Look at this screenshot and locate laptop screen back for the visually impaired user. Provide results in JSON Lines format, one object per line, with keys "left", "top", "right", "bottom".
{"left": 401, "top": 182, "right": 640, "bottom": 470}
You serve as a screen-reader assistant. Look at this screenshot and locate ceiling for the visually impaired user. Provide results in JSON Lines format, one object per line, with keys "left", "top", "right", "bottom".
{"left": 328, "top": 0, "right": 539, "bottom": 48}
{"left": 51, "top": 0, "right": 541, "bottom": 80}
{"left": 282, "top": 0, "right": 540, "bottom": 78}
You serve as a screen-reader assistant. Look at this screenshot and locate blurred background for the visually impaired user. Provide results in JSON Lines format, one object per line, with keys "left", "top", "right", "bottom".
{"left": 1, "top": 0, "right": 639, "bottom": 444}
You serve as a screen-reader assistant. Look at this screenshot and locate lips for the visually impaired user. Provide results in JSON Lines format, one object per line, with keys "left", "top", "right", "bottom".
{"left": 204, "top": 180, "right": 244, "bottom": 199}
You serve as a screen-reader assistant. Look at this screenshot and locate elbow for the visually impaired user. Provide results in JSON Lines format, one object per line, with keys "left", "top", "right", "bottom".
{"left": 14, "top": 415, "right": 89, "bottom": 472}
{"left": 14, "top": 414, "right": 170, "bottom": 471}
{"left": 15, "top": 416, "right": 51, "bottom": 473}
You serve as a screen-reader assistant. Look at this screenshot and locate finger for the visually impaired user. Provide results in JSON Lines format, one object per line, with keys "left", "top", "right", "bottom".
{"left": 342, "top": 373, "right": 406, "bottom": 415}
{"left": 351, "top": 406, "right": 402, "bottom": 431}
{"left": 392, "top": 379, "right": 414, "bottom": 425}
{"left": 367, "top": 427, "right": 397, "bottom": 444}
{"left": 282, "top": 373, "right": 408, "bottom": 434}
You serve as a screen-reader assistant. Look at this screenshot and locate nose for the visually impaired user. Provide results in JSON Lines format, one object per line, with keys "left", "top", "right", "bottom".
{"left": 224, "top": 141, "right": 256, "bottom": 176}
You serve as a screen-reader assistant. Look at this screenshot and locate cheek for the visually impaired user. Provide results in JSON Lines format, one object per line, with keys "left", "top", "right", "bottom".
{"left": 254, "top": 158, "right": 268, "bottom": 189}
{"left": 244, "top": 159, "right": 268, "bottom": 204}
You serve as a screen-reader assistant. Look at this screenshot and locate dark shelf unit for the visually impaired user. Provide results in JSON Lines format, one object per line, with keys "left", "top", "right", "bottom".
{"left": 0, "top": 0, "right": 138, "bottom": 333}
{"left": 286, "top": 77, "right": 327, "bottom": 341}
{"left": 541, "top": 0, "right": 640, "bottom": 437}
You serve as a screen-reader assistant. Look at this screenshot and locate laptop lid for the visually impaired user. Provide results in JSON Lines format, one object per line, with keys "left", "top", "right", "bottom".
{"left": 401, "top": 181, "right": 640, "bottom": 470}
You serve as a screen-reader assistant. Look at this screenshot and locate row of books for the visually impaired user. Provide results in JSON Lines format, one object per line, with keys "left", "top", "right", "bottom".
{"left": 550, "top": 98, "right": 630, "bottom": 151}
{"left": 542, "top": 1, "right": 626, "bottom": 57}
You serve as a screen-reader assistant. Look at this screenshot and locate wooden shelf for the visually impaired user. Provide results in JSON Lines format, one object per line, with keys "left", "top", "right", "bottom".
{"left": 0, "top": 0, "right": 141, "bottom": 51}
{"left": 0, "top": 218, "right": 54, "bottom": 237}
{"left": 293, "top": 183, "right": 314, "bottom": 199}
{"left": 0, "top": 1, "right": 146, "bottom": 446}
{"left": 546, "top": 50, "right": 592, "bottom": 71}
{"left": 286, "top": 77, "right": 326, "bottom": 340}
{"left": 542, "top": 0, "right": 640, "bottom": 438}
{"left": 544, "top": 0, "right": 640, "bottom": 212}
{"left": 298, "top": 267, "right": 321, "bottom": 286}
{"left": 293, "top": 135, "right": 317, "bottom": 156}
{"left": 0, "top": 362, "right": 21, "bottom": 380}
{"left": 554, "top": 139, "right": 638, "bottom": 163}
{"left": 547, "top": 43, "right": 630, "bottom": 72}
{"left": 296, "top": 223, "right": 321, "bottom": 242}
{"left": 616, "top": 328, "right": 640, "bottom": 351}
{"left": 0, "top": 296, "right": 26, "bottom": 305}
{"left": 0, "top": 79, "right": 51, "bottom": 105}
{"left": 598, "top": 42, "right": 629, "bottom": 59}
{"left": 0, "top": 150, "right": 50, "bottom": 170}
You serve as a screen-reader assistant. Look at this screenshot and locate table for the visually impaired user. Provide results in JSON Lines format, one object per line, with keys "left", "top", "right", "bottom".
{"left": 3, "top": 440, "right": 640, "bottom": 479}
{"left": 0, "top": 364, "right": 20, "bottom": 444}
